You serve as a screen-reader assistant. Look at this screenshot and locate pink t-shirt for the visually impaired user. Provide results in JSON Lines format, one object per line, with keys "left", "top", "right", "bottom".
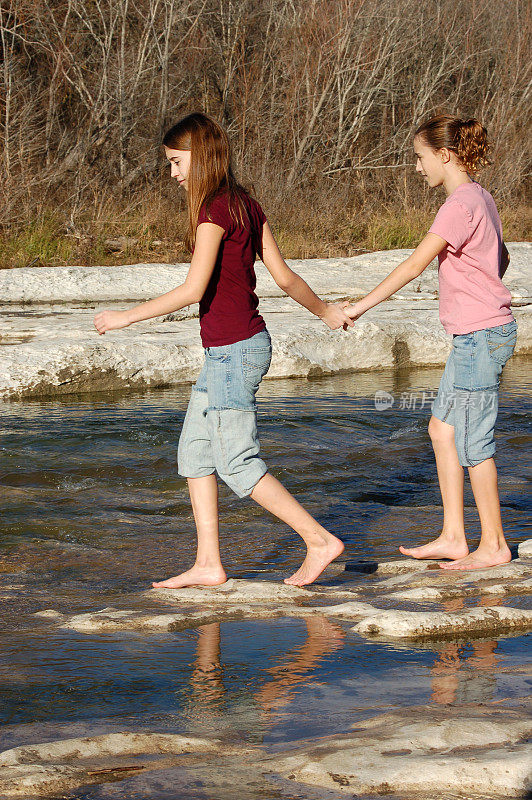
{"left": 428, "top": 181, "right": 513, "bottom": 335}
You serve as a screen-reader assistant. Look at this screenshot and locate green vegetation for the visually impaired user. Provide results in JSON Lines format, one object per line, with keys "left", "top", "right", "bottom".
{"left": 1, "top": 203, "right": 529, "bottom": 269}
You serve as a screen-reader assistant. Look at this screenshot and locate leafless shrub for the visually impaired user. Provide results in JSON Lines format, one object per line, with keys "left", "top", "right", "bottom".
{"left": 0, "top": 0, "right": 530, "bottom": 247}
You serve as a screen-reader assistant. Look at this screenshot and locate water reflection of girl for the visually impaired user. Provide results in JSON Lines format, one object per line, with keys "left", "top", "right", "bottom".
{"left": 186, "top": 618, "right": 345, "bottom": 724}
{"left": 430, "top": 597, "right": 501, "bottom": 705}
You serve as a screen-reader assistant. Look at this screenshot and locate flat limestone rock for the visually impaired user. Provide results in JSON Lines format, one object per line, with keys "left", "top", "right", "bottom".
{"left": 1, "top": 245, "right": 529, "bottom": 304}
{"left": 1, "top": 246, "right": 530, "bottom": 398}
{"left": 0, "top": 732, "right": 233, "bottom": 798}
{"left": 146, "top": 578, "right": 312, "bottom": 604}
{"left": 0, "top": 732, "right": 221, "bottom": 766}
{"left": 54, "top": 596, "right": 380, "bottom": 634}
{"left": 296, "top": 601, "right": 380, "bottom": 619}
{"left": 374, "top": 558, "right": 531, "bottom": 591}
{"left": 518, "top": 538, "right": 532, "bottom": 557}
{"left": 57, "top": 604, "right": 295, "bottom": 633}
{"left": 353, "top": 605, "right": 532, "bottom": 640}
{"left": 389, "top": 576, "right": 532, "bottom": 602}
{"left": 0, "top": 764, "right": 84, "bottom": 798}
{"left": 347, "top": 558, "right": 440, "bottom": 575}
{"left": 482, "top": 576, "right": 532, "bottom": 594}
{"left": 1, "top": 301, "right": 529, "bottom": 399}
{"left": 388, "top": 586, "right": 478, "bottom": 602}
{"left": 273, "top": 704, "right": 532, "bottom": 798}
{"left": 449, "top": 560, "right": 532, "bottom": 582}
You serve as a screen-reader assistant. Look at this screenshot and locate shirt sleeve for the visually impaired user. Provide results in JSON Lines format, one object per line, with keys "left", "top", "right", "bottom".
{"left": 256, "top": 202, "right": 267, "bottom": 226}
{"left": 197, "top": 196, "right": 232, "bottom": 238}
{"left": 429, "top": 199, "right": 472, "bottom": 251}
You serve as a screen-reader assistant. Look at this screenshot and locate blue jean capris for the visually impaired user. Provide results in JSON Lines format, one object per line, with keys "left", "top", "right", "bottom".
{"left": 177, "top": 329, "right": 272, "bottom": 498}
{"left": 431, "top": 321, "right": 517, "bottom": 467}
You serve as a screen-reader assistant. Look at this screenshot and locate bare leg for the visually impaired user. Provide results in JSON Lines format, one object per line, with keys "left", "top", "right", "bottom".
{"left": 190, "top": 623, "right": 225, "bottom": 705}
{"left": 440, "top": 458, "right": 511, "bottom": 570}
{"left": 399, "top": 416, "right": 469, "bottom": 560}
{"left": 152, "top": 474, "right": 227, "bottom": 588}
{"left": 250, "top": 472, "right": 344, "bottom": 586}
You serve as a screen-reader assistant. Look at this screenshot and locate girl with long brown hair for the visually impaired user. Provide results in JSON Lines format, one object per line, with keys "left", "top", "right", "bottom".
{"left": 345, "top": 114, "right": 516, "bottom": 571}
{"left": 94, "top": 112, "right": 352, "bottom": 587}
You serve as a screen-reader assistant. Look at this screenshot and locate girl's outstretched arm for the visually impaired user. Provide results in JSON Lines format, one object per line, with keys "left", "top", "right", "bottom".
{"left": 94, "top": 223, "right": 224, "bottom": 334}
{"left": 345, "top": 233, "right": 447, "bottom": 321}
{"left": 260, "top": 222, "right": 353, "bottom": 330}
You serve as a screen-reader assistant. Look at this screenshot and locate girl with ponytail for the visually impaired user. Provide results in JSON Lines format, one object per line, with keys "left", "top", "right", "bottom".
{"left": 94, "top": 112, "right": 352, "bottom": 587}
{"left": 345, "top": 114, "right": 517, "bottom": 571}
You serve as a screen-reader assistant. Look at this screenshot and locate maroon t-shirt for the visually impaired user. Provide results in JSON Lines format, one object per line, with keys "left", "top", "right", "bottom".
{"left": 196, "top": 190, "right": 267, "bottom": 347}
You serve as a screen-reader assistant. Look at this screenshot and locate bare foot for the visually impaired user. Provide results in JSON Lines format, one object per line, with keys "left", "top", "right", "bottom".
{"left": 438, "top": 545, "right": 511, "bottom": 571}
{"left": 284, "top": 537, "right": 345, "bottom": 587}
{"left": 152, "top": 565, "right": 227, "bottom": 589}
{"left": 399, "top": 534, "right": 469, "bottom": 561}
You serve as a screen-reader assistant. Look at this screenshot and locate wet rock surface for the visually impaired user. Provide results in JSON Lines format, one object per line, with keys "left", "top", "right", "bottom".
{"left": 147, "top": 578, "right": 311, "bottom": 604}
{"left": 0, "top": 732, "right": 243, "bottom": 798}
{"left": 1, "top": 245, "right": 530, "bottom": 398}
{"left": 353, "top": 605, "right": 532, "bottom": 640}
{"left": 2, "top": 703, "right": 530, "bottom": 799}
{"left": 36, "top": 544, "right": 532, "bottom": 638}
{"left": 5, "top": 540, "right": 530, "bottom": 797}
{"left": 272, "top": 704, "right": 532, "bottom": 797}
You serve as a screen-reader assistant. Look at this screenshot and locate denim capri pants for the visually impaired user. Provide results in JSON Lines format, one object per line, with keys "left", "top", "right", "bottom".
{"left": 178, "top": 329, "right": 272, "bottom": 497}
{"left": 431, "top": 321, "right": 517, "bottom": 467}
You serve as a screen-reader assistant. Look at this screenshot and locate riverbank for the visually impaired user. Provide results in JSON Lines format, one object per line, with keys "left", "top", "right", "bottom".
{"left": 0, "top": 244, "right": 530, "bottom": 399}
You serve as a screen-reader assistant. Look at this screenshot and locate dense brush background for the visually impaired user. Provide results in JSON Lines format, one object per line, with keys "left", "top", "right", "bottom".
{"left": 1, "top": 0, "right": 530, "bottom": 266}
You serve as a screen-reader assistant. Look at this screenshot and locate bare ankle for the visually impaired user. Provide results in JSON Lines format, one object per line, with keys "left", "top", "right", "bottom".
{"left": 194, "top": 559, "right": 224, "bottom": 570}
{"left": 440, "top": 529, "right": 466, "bottom": 542}
{"left": 478, "top": 537, "right": 509, "bottom": 553}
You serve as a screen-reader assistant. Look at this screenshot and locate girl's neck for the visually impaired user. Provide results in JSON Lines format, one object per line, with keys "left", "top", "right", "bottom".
{"left": 443, "top": 170, "right": 473, "bottom": 197}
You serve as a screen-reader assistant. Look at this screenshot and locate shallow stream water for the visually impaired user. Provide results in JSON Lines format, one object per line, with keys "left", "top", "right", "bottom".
{"left": 0, "top": 361, "right": 530, "bottom": 799}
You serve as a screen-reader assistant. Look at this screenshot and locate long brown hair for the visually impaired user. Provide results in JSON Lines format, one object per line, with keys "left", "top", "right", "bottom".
{"left": 414, "top": 114, "right": 492, "bottom": 174}
{"left": 163, "top": 113, "right": 249, "bottom": 251}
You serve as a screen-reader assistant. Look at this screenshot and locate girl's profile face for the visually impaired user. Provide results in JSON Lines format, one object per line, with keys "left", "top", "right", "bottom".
{"left": 165, "top": 147, "right": 191, "bottom": 190}
{"left": 413, "top": 136, "right": 446, "bottom": 188}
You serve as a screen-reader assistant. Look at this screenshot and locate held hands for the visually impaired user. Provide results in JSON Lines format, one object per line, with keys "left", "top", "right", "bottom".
{"left": 342, "top": 301, "right": 366, "bottom": 330}
{"left": 319, "top": 301, "right": 355, "bottom": 330}
{"left": 343, "top": 301, "right": 365, "bottom": 321}
{"left": 94, "top": 309, "right": 131, "bottom": 335}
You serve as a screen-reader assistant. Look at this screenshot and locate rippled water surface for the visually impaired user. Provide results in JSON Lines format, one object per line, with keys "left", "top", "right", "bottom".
{"left": 1, "top": 360, "right": 530, "bottom": 799}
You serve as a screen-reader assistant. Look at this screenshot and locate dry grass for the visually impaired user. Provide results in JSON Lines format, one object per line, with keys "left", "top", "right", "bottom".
{"left": 1, "top": 200, "right": 529, "bottom": 269}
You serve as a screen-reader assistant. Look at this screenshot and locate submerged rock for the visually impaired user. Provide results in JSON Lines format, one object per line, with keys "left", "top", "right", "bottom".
{"left": 273, "top": 704, "right": 532, "bottom": 798}
{"left": 0, "top": 732, "right": 235, "bottom": 798}
{"left": 353, "top": 605, "right": 532, "bottom": 640}
{"left": 2, "top": 705, "right": 531, "bottom": 798}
